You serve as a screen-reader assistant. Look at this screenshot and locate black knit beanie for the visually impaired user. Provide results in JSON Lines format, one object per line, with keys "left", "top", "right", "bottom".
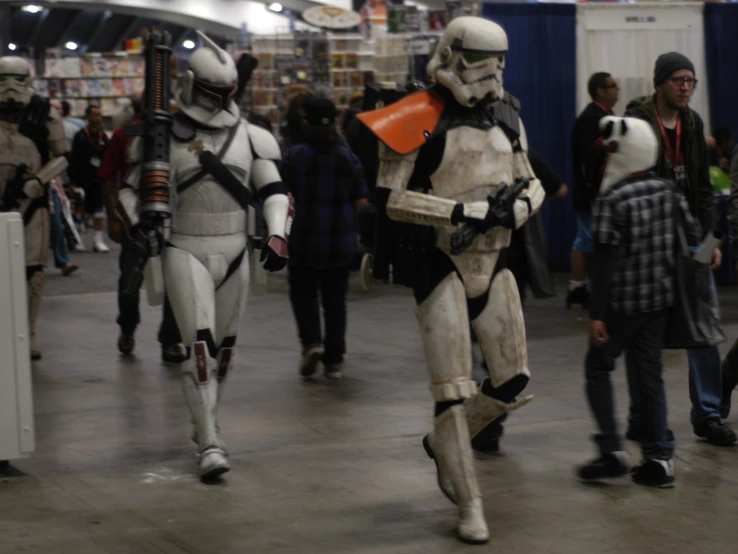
{"left": 653, "top": 52, "right": 695, "bottom": 87}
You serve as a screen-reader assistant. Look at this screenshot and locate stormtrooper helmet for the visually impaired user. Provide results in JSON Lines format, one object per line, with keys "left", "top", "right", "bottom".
{"left": 427, "top": 16, "right": 507, "bottom": 108}
{"left": 0, "top": 56, "right": 33, "bottom": 108}
{"left": 177, "top": 32, "right": 239, "bottom": 128}
{"left": 599, "top": 116, "right": 659, "bottom": 193}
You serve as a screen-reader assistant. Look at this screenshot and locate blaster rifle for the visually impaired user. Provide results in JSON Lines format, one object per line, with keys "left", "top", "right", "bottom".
{"left": 122, "top": 30, "right": 174, "bottom": 302}
{"left": 449, "top": 178, "right": 530, "bottom": 256}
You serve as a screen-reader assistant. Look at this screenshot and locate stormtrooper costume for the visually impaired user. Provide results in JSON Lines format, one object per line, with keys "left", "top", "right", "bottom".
{"left": 0, "top": 56, "right": 67, "bottom": 360}
{"left": 124, "top": 34, "right": 290, "bottom": 480}
{"left": 357, "top": 17, "right": 543, "bottom": 544}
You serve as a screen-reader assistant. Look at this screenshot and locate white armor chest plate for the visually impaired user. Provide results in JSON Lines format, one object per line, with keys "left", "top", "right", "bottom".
{"left": 430, "top": 126, "right": 514, "bottom": 203}
{"left": 0, "top": 122, "right": 41, "bottom": 199}
{"left": 171, "top": 121, "right": 253, "bottom": 216}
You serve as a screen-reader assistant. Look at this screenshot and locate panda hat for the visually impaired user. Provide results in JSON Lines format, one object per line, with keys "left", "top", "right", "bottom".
{"left": 599, "top": 116, "right": 659, "bottom": 193}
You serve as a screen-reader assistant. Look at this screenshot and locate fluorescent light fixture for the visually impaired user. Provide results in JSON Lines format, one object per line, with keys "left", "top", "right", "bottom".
{"left": 65, "top": 41, "right": 78, "bottom": 50}
{"left": 183, "top": 39, "right": 195, "bottom": 49}
{"left": 268, "top": 3, "right": 283, "bottom": 12}
{"left": 8, "top": 43, "right": 17, "bottom": 51}
{"left": 22, "top": 5, "right": 42, "bottom": 13}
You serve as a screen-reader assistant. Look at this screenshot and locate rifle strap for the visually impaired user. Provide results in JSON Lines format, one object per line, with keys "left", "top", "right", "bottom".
{"left": 177, "top": 122, "right": 240, "bottom": 194}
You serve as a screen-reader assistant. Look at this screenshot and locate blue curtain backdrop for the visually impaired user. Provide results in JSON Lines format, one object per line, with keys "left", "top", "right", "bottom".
{"left": 482, "top": 3, "right": 577, "bottom": 271}
{"left": 704, "top": 4, "right": 738, "bottom": 136}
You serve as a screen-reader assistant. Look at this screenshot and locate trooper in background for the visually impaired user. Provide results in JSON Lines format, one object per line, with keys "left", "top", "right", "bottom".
{"left": 0, "top": 56, "right": 68, "bottom": 360}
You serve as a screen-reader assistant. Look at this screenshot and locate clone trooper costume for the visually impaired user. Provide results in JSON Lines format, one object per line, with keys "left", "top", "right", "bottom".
{"left": 124, "top": 34, "right": 289, "bottom": 480}
{"left": 0, "top": 57, "right": 67, "bottom": 360}
{"left": 358, "top": 17, "right": 542, "bottom": 544}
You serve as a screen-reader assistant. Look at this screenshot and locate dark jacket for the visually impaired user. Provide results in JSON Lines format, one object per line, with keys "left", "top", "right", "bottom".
{"left": 570, "top": 102, "right": 611, "bottom": 213}
{"left": 625, "top": 94, "right": 714, "bottom": 234}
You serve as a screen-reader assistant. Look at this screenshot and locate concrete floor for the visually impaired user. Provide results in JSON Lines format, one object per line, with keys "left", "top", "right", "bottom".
{"left": 4, "top": 242, "right": 738, "bottom": 553}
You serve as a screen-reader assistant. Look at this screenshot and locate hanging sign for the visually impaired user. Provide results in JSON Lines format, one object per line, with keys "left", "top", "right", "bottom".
{"left": 582, "top": 6, "right": 701, "bottom": 31}
{"left": 303, "top": 5, "right": 362, "bottom": 29}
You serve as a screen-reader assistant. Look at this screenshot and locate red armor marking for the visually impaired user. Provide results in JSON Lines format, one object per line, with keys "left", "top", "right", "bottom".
{"left": 218, "top": 348, "right": 233, "bottom": 381}
{"left": 194, "top": 342, "right": 208, "bottom": 383}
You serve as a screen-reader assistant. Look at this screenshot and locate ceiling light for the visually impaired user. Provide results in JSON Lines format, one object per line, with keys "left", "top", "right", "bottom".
{"left": 183, "top": 39, "right": 195, "bottom": 50}
{"left": 65, "top": 41, "right": 78, "bottom": 51}
{"left": 268, "top": 3, "right": 283, "bottom": 12}
{"left": 8, "top": 43, "right": 16, "bottom": 51}
{"left": 22, "top": 5, "right": 42, "bottom": 13}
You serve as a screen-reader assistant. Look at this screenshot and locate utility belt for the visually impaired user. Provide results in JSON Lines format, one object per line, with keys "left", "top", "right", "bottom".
{"left": 173, "top": 211, "right": 247, "bottom": 236}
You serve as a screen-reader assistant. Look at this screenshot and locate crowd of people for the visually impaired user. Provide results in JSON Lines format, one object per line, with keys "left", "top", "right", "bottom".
{"left": 3, "top": 16, "right": 738, "bottom": 547}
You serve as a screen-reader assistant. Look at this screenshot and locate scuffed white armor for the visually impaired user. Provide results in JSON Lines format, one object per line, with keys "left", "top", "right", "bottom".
{"left": 125, "top": 37, "right": 289, "bottom": 481}
{"left": 361, "top": 16, "right": 540, "bottom": 545}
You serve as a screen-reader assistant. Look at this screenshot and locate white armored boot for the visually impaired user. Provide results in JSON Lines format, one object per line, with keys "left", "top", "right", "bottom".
{"left": 182, "top": 341, "right": 230, "bottom": 481}
{"left": 424, "top": 404, "right": 489, "bottom": 545}
{"left": 27, "top": 271, "right": 44, "bottom": 360}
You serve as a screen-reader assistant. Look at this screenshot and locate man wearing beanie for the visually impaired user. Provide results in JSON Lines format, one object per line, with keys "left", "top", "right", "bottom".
{"left": 625, "top": 52, "right": 736, "bottom": 446}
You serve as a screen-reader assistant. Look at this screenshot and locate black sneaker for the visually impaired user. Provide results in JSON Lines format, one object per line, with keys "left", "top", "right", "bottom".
{"left": 577, "top": 451, "right": 631, "bottom": 482}
{"left": 631, "top": 458, "right": 675, "bottom": 488}
{"left": 161, "top": 344, "right": 187, "bottom": 364}
{"left": 693, "top": 418, "right": 737, "bottom": 446}
{"left": 118, "top": 333, "right": 135, "bottom": 355}
{"left": 566, "top": 285, "right": 589, "bottom": 310}
{"left": 625, "top": 427, "right": 675, "bottom": 442}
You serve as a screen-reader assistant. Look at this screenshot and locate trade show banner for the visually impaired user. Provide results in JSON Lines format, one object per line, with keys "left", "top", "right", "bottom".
{"left": 576, "top": 4, "right": 710, "bottom": 125}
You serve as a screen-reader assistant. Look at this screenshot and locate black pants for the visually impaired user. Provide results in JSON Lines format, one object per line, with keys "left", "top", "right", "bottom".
{"left": 117, "top": 230, "right": 180, "bottom": 346}
{"left": 585, "top": 309, "right": 673, "bottom": 460}
{"left": 288, "top": 264, "right": 349, "bottom": 365}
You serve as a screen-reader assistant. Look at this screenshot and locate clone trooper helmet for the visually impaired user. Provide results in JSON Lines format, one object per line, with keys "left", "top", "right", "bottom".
{"left": 427, "top": 16, "right": 507, "bottom": 108}
{"left": 0, "top": 56, "right": 33, "bottom": 108}
{"left": 177, "top": 31, "right": 239, "bottom": 128}
{"left": 599, "top": 116, "right": 659, "bottom": 193}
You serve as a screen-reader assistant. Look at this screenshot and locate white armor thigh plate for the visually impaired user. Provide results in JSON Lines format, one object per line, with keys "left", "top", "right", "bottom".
{"left": 164, "top": 232, "right": 248, "bottom": 347}
{"left": 416, "top": 272, "right": 477, "bottom": 402}
{"left": 471, "top": 268, "right": 529, "bottom": 388}
{"left": 431, "top": 126, "right": 515, "bottom": 256}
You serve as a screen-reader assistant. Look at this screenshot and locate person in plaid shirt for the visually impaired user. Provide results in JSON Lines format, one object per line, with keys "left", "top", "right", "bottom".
{"left": 577, "top": 116, "right": 700, "bottom": 488}
{"left": 282, "top": 97, "right": 369, "bottom": 379}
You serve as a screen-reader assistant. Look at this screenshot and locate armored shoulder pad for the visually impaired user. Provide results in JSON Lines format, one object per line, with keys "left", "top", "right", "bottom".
{"left": 248, "top": 122, "right": 281, "bottom": 160}
{"left": 171, "top": 112, "right": 197, "bottom": 142}
{"left": 493, "top": 92, "right": 521, "bottom": 145}
{"left": 356, "top": 90, "right": 446, "bottom": 155}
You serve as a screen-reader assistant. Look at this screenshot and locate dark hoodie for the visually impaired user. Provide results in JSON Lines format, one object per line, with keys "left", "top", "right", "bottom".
{"left": 625, "top": 94, "right": 714, "bottom": 234}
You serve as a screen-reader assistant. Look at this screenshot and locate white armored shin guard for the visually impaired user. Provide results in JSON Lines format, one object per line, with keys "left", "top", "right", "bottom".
{"left": 424, "top": 405, "right": 489, "bottom": 545}
{"left": 182, "top": 341, "right": 230, "bottom": 479}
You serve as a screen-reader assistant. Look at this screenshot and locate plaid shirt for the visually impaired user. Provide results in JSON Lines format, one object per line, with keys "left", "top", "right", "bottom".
{"left": 282, "top": 140, "right": 368, "bottom": 269}
{"left": 592, "top": 173, "right": 700, "bottom": 316}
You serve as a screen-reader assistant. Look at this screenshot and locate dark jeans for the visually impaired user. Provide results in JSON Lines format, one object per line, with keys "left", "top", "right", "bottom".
{"left": 49, "top": 189, "right": 69, "bottom": 268}
{"left": 626, "top": 275, "right": 722, "bottom": 428}
{"left": 288, "top": 264, "right": 349, "bottom": 365}
{"left": 585, "top": 309, "right": 673, "bottom": 460}
{"left": 117, "top": 230, "right": 180, "bottom": 346}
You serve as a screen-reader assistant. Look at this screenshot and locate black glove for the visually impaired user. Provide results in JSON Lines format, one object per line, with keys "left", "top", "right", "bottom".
{"left": 1, "top": 164, "right": 28, "bottom": 211}
{"left": 260, "top": 235, "right": 288, "bottom": 272}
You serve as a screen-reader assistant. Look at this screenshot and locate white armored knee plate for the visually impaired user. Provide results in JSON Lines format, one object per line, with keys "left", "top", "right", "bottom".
{"left": 427, "top": 17, "right": 508, "bottom": 108}
{"left": 176, "top": 32, "right": 240, "bottom": 129}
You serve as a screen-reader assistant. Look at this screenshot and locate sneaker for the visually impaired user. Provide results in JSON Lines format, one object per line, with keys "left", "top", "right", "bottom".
{"left": 61, "top": 263, "right": 79, "bottom": 277}
{"left": 118, "top": 333, "right": 135, "bottom": 355}
{"left": 631, "top": 458, "right": 675, "bottom": 488}
{"left": 693, "top": 418, "right": 737, "bottom": 446}
{"left": 161, "top": 344, "right": 187, "bottom": 364}
{"left": 299, "top": 346, "right": 324, "bottom": 377}
{"left": 625, "top": 427, "right": 675, "bottom": 442}
{"left": 577, "top": 451, "right": 631, "bottom": 482}
{"left": 566, "top": 285, "right": 589, "bottom": 310}
{"left": 324, "top": 363, "right": 343, "bottom": 380}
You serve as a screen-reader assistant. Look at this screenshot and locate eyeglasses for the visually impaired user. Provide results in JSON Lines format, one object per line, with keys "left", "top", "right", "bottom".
{"left": 603, "top": 83, "right": 619, "bottom": 90}
{"left": 669, "top": 77, "right": 698, "bottom": 89}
